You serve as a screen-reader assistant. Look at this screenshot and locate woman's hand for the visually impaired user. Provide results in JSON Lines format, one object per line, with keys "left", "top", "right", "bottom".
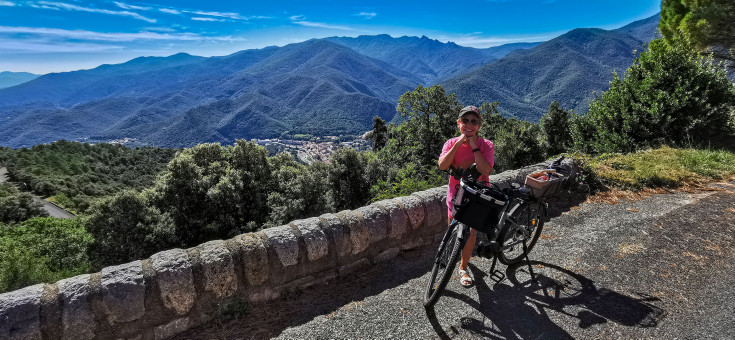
{"left": 466, "top": 135, "right": 479, "bottom": 149}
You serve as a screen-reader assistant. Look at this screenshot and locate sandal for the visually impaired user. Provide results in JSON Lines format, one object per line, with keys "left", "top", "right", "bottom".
{"left": 459, "top": 268, "right": 474, "bottom": 287}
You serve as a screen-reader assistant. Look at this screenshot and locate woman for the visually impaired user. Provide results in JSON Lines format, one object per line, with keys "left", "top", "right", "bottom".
{"left": 437, "top": 105, "right": 494, "bottom": 287}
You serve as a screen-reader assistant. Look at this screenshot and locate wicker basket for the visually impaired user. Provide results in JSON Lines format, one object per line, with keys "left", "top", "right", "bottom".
{"left": 524, "top": 169, "right": 565, "bottom": 198}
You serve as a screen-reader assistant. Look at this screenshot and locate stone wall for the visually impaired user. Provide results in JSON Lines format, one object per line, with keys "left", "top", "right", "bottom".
{"left": 0, "top": 159, "right": 577, "bottom": 339}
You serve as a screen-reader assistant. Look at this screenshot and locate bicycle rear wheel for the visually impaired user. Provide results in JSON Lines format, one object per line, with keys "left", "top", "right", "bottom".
{"left": 423, "top": 221, "right": 468, "bottom": 308}
{"left": 497, "top": 201, "right": 544, "bottom": 265}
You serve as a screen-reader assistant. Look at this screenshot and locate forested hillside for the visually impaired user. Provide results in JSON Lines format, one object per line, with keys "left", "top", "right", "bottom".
{"left": 325, "top": 35, "right": 539, "bottom": 84}
{"left": 443, "top": 14, "right": 660, "bottom": 121}
{"left": 0, "top": 15, "right": 656, "bottom": 148}
{"left": 0, "top": 141, "right": 177, "bottom": 212}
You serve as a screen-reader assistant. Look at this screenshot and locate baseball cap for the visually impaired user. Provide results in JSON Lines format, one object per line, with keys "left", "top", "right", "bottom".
{"left": 458, "top": 105, "right": 481, "bottom": 120}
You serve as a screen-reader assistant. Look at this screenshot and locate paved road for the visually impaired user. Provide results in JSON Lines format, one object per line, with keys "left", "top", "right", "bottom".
{"left": 1, "top": 166, "right": 75, "bottom": 218}
{"left": 35, "top": 197, "right": 75, "bottom": 218}
{"left": 178, "top": 183, "right": 735, "bottom": 339}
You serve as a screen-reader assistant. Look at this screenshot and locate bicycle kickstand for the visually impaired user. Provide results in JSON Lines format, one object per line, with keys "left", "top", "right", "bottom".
{"left": 522, "top": 240, "right": 536, "bottom": 282}
{"left": 489, "top": 254, "right": 505, "bottom": 283}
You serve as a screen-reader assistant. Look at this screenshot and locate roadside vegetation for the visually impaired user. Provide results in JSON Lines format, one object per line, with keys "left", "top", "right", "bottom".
{"left": 0, "top": 4, "right": 734, "bottom": 293}
{"left": 574, "top": 147, "right": 735, "bottom": 192}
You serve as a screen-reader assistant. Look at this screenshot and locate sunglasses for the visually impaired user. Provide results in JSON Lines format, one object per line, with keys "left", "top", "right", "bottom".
{"left": 461, "top": 118, "right": 481, "bottom": 125}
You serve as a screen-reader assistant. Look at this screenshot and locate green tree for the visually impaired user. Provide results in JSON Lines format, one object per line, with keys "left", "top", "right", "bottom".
{"left": 660, "top": 0, "right": 735, "bottom": 61}
{"left": 267, "top": 153, "right": 331, "bottom": 225}
{"left": 85, "top": 190, "right": 175, "bottom": 268}
{"left": 0, "top": 218, "right": 92, "bottom": 293}
{"left": 395, "top": 85, "right": 461, "bottom": 170}
{"left": 328, "top": 148, "right": 370, "bottom": 211}
{"left": 540, "top": 101, "right": 573, "bottom": 156}
{"left": 366, "top": 116, "right": 389, "bottom": 151}
{"left": 0, "top": 183, "right": 47, "bottom": 224}
{"left": 572, "top": 38, "right": 735, "bottom": 153}
{"left": 150, "top": 141, "right": 273, "bottom": 246}
{"left": 492, "top": 118, "right": 545, "bottom": 172}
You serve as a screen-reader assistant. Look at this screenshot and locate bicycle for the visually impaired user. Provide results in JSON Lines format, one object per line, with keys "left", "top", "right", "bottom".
{"left": 423, "top": 158, "right": 566, "bottom": 308}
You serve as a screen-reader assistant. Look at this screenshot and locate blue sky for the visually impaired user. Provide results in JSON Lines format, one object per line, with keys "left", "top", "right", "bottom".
{"left": 0, "top": 0, "right": 661, "bottom": 74}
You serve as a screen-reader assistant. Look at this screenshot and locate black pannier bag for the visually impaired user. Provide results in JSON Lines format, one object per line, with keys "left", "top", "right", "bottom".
{"left": 451, "top": 180, "right": 508, "bottom": 233}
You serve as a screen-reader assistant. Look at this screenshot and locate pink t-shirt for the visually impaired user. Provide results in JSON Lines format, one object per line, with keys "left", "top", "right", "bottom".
{"left": 440, "top": 136, "right": 495, "bottom": 215}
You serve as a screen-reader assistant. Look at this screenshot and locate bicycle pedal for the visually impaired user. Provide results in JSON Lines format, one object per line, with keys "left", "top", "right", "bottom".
{"left": 490, "top": 270, "right": 505, "bottom": 283}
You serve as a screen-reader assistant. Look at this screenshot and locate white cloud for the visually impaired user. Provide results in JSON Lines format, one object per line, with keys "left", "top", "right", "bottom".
{"left": 185, "top": 9, "right": 249, "bottom": 20}
{"left": 355, "top": 12, "right": 376, "bottom": 19}
{"left": 158, "top": 7, "right": 181, "bottom": 15}
{"left": 142, "top": 26, "right": 177, "bottom": 33}
{"left": 292, "top": 21, "right": 353, "bottom": 31}
{"left": 191, "top": 17, "right": 226, "bottom": 22}
{"left": 0, "top": 1, "right": 15, "bottom": 6}
{"left": 438, "top": 33, "right": 552, "bottom": 48}
{"left": 113, "top": 1, "right": 150, "bottom": 11}
{"left": 31, "top": 1, "right": 157, "bottom": 23}
{"left": 289, "top": 15, "right": 352, "bottom": 30}
{"left": 0, "top": 38, "right": 124, "bottom": 53}
{"left": 0, "top": 26, "right": 244, "bottom": 42}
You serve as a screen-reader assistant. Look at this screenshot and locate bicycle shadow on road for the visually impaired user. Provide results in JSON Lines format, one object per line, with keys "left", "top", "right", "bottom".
{"left": 425, "top": 260, "right": 665, "bottom": 339}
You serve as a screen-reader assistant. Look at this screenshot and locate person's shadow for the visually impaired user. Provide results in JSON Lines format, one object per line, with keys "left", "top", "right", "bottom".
{"left": 425, "top": 260, "right": 665, "bottom": 339}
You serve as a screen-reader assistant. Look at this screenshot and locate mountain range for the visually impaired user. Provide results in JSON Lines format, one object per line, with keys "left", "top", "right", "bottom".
{"left": 0, "top": 14, "right": 659, "bottom": 148}
{"left": 0, "top": 71, "right": 39, "bottom": 89}
{"left": 443, "top": 14, "right": 660, "bottom": 121}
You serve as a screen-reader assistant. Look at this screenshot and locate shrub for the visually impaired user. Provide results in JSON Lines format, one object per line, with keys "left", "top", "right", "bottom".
{"left": 0, "top": 218, "right": 92, "bottom": 293}
{"left": 0, "top": 183, "right": 47, "bottom": 224}
{"left": 572, "top": 38, "right": 735, "bottom": 153}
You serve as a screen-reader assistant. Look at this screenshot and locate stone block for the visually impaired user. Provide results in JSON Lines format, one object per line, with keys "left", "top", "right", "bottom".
{"left": 375, "top": 247, "right": 400, "bottom": 263}
{"left": 395, "top": 195, "right": 425, "bottom": 230}
{"left": 292, "top": 218, "right": 329, "bottom": 262}
{"left": 319, "top": 213, "right": 352, "bottom": 258}
{"left": 263, "top": 225, "right": 300, "bottom": 267}
{"left": 154, "top": 317, "right": 189, "bottom": 340}
{"left": 413, "top": 190, "right": 443, "bottom": 230}
{"left": 355, "top": 205, "right": 387, "bottom": 244}
{"left": 336, "top": 210, "right": 369, "bottom": 254}
{"left": 101, "top": 261, "right": 146, "bottom": 323}
{"left": 57, "top": 274, "right": 95, "bottom": 340}
{"left": 150, "top": 249, "right": 196, "bottom": 315}
{"left": 0, "top": 283, "right": 43, "bottom": 340}
{"left": 374, "top": 198, "right": 408, "bottom": 239}
{"left": 197, "top": 240, "right": 237, "bottom": 298}
{"left": 233, "top": 233, "right": 269, "bottom": 286}
{"left": 401, "top": 236, "right": 426, "bottom": 251}
{"left": 338, "top": 258, "right": 370, "bottom": 275}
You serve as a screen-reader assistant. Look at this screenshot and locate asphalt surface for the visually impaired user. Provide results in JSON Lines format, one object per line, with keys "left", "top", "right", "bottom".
{"left": 1, "top": 166, "right": 75, "bottom": 218}
{"left": 178, "top": 182, "right": 735, "bottom": 339}
{"left": 35, "top": 197, "right": 75, "bottom": 218}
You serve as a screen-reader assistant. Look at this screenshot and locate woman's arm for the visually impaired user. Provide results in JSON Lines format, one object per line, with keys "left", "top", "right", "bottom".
{"left": 438, "top": 136, "right": 466, "bottom": 170}
{"left": 469, "top": 137, "right": 493, "bottom": 176}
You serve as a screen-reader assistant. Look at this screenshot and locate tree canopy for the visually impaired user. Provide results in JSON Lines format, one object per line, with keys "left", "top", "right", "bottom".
{"left": 660, "top": 0, "right": 735, "bottom": 61}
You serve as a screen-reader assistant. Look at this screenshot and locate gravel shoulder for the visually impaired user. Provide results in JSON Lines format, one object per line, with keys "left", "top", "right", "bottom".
{"left": 178, "top": 182, "right": 735, "bottom": 339}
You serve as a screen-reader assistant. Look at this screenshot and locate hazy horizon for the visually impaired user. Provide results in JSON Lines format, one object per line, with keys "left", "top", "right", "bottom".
{"left": 0, "top": 0, "right": 660, "bottom": 74}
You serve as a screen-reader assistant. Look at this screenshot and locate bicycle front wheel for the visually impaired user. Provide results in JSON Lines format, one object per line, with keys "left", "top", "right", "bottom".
{"left": 497, "top": 201, "right": 544, "bottom": 265}
{"left": 423, "top": 221, "right": 468, "bottom": 308}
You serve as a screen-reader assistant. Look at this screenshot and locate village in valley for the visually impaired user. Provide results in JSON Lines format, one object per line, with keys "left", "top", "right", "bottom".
{"left": 250, "top": 135, "right": 372, "bottom": 164}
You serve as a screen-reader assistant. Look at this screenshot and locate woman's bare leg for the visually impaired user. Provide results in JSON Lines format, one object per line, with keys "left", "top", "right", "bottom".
{"left": 460, "top": 229, "right": 476, "bottom": 271}
{"left": 449, "top": 214, "right": 476, "bottom": 282}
